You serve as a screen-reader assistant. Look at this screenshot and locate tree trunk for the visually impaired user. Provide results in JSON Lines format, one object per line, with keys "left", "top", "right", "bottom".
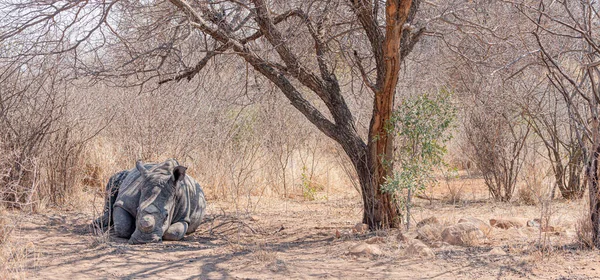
{"left": 553, "top": 148, "right": 585, "bottom": 200}
{"left": 360, "top": 152, "right": 400, "bottom": 229}
{"left": 589, "top": 116, "right": 600, "bottom": 248}
{"left": 337, "top": 133, "right": 400, "bottom": 229}
{"left": 564, "top": 150, "right": 585, "bottom": 200}
{"left": 589, "top": 144, "right": 600, "bottom": 248}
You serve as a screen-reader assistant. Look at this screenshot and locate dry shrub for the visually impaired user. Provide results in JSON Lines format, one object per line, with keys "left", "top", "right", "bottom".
{"left": 440, "top": 169, "right": 465, "bottom": 204}
{"left": 82, "top": 163, "right": 103, "bottom": 193}
{"left": 0, "top": 150, "right": 41, "bottom": 210}
{"left": 0, "top": 53, "right": 361, "bottom": 214}
{"left": 0, "top": 76, "right": 116, "bottom": 211}
{"left": 35, "top": 104, "right": 111, "bottom": 211}
{"left": 518, "top": 158, "right": 553, "bottom": 206}
{"left": 517, "top": 187, "right": 537, "bottom": 206}
{"left": 0, "top": 126, "right": 94, "bottom": 212}
{"left": 445, "top": 184, "right": 464, "bottom": 203}
{"left": 83, "top": 138, "right": 129, "bottom": 193}
{"left": 88, "top": 230, "right": 112, "bottom": 249}
{"left": 445, "top": 132, "right": 474, "bottom": 173}
{"left": 464, "top": 98, "right": 530, "bottom": 202}
{"left": 299, "top": 157, "right": 329, "bottom": 201}
{"left": 0, "top": 55, "right": 73, "bottom": 210}
{"left": 40, "top": 129, "right": 87, "bottom": 209}
{"left": 576, "top": 215, "right": 595, "bottom": 249}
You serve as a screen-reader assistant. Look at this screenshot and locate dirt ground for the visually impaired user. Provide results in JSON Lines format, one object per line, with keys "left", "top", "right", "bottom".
{"left": 5, "top": 179, "right": 600, "bottom": 279}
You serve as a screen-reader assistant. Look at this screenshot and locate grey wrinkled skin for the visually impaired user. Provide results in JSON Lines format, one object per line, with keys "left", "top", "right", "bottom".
{"left": 92, "top": 159, "right": 206, "bottom": 244}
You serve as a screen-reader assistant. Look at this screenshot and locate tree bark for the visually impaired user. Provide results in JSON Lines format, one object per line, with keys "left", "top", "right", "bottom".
{"left": 335, "top": 130, "right": 400, "bottom": 229}
{"left": 563, "top": 150, "right": 585, "bottom": 200}
{"left": 361, "top": 0, "right": 411, "bottom": 229}
{"left": 588, "top": 144, "right": 600, "bottom": 248}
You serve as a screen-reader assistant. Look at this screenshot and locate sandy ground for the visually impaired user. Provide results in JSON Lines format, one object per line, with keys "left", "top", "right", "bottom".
{"left": 4, "top": 180, "right": 600, "bottom": 279}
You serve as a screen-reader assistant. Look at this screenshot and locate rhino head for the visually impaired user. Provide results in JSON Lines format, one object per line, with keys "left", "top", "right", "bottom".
{"left": 128, "top": 159, "right": 187, "bottom": 244}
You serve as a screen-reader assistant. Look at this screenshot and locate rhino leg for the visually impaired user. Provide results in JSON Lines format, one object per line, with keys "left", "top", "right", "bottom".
{"left": 113, "top": 207, "right": 135, "bottom": 238}
{"left": 92, "top": 170, "right": 128, "bottom": 230}
{"left": 163, "top": 222, "right": 188, "bottom": 241}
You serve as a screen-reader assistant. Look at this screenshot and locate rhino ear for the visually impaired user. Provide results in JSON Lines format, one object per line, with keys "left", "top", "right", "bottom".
{"left": 173, "top": 166, "right": 187, "bottom": 183}
{"left": 136, "top": 160, "right": 148, "bottom": 177}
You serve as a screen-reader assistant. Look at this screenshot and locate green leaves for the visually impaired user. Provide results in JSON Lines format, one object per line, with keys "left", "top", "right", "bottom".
{"left": 383, "top": 88, "right": 456, "bottom": 198}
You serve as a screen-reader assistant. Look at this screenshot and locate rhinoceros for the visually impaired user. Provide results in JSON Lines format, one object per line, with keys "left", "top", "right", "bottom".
{"left": 93, "top": 159, "right": 206, "bottom": 244}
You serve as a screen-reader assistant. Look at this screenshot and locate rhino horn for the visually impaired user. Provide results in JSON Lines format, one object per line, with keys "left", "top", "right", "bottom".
{"left": 136, "top": 160, "right": 149, "bottom": 177}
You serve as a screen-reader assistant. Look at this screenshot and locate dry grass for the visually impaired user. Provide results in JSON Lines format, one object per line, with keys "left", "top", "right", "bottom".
{"left": 0, "top": 209, "right": 8, "bottom": 245}
{"left": 435, "top": 168, "right": 467, "bottom": 204}
{"left": 88, "top": 228, "right": 112, "bottom": 249}
{"left": 432, "top": 173, "right": 489, "bottom": 202}
{"left": 0, "top": 240, "right": 37, "bottom": 279}
{"left": 0, "top": 211, "right": 38, "bottom": 279}
{"left": 250, "top": 243, "right": 279, "bottom": 263}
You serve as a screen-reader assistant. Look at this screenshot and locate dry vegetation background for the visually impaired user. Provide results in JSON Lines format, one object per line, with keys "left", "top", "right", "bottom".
{"left": 1, "top": 0, "right": 599, "bottom": 278}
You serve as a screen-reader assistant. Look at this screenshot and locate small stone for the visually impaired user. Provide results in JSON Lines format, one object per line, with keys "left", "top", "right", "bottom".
{"left": 542, "top": 226, "right": 562, "bottom": 235}
{"left": 527, "top": 219, "right": 541, "bottom": 227}
{"left": 249, "top": 216, "right": 260, "bottom": 222}
{"left": 417, "top": 224, "right": 442, "bottom": 244}
{"left": 458, "top": 217, "right": 491, "bottom": 234}
{"left": 335, "top": 229, "right": 341, "bottom": 239}
{"left": 267, "top": 259, "right": 288, "bottom": 273}
{"left": 396, "top": 231, "right": 408, "bottom": 243}
{"left": 490, "top": 218, "right": 527, "bottom": 229}
{"left": 349, "top": 242, "right": 383, "bottom": 257}
{"left": 365, "top": 236, "right": 386, "bottom": 244}
{"left": 542, "top": 225, "right": 555, "bottom": 232}
{"left": 49, "top": 217, "right": 63, "bottom": 226}
{"left": 352, "top": 223, "right": 369, "bottom": 234}
{"left": 488, "top": 247, "right": 507, "bottom": 256}
{"left": 441, "top": 223, "right": 486, "bottom": 246}
{"left": 505, "top": 228, "right": 527, "bottom": 240}
{"left": 416, "top": 216, "right": 440, "bottom": 228}
{"left": 406, "top": 239, "right": 435, "bottom": 259}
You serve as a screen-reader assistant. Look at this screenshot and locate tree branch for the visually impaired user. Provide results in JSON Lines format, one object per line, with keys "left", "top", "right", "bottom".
{"left": 158, "top": 43, "right": 230, "bottom": 85}
{"left": 250, "top": 0, "right": 330, "bottom": 102}
{"left": 349, "top": 0, "right": 385, "bottom": 90}
{"left": 353, "top": 50, "right": 377, "bottom": 91}
{"left": 167, "top": 0, "right": 340, "bottom": 140}
{"left": 400, "top": 25, "right": 425, "bottom": 61}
